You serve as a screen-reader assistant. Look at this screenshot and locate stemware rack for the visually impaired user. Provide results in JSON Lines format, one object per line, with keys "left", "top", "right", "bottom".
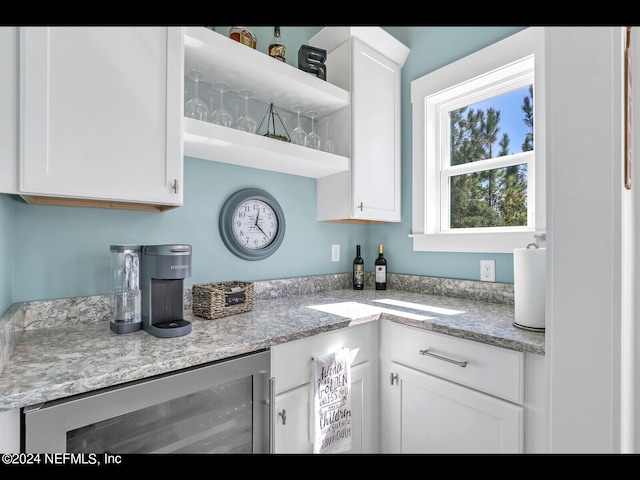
{"left": 183, "top": 27, "right": 351, "bottom": 179}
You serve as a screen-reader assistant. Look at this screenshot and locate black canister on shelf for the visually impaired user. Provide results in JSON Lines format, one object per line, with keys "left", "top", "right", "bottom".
{"left": 298, "top": 45, "right": 327, "bottom": 80}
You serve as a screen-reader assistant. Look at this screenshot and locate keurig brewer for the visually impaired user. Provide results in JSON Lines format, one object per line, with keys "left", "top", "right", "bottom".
{"left": 140, "top": 244, "right": 192, "bottom": 338}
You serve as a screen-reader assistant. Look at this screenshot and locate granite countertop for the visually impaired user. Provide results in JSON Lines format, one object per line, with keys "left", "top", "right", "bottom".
{"left": 0, "top": 285, "right": 545, "bottom": 412}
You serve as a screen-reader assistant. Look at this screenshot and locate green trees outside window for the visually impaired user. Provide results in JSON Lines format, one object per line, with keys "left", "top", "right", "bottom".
{"left": 449, "top": 85, "right": 533, "bottom": 228}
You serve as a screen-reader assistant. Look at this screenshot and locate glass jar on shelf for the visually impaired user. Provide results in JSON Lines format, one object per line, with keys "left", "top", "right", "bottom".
{"left": 229, "top": 26, "right": 257, "bottom": 49}
{"left": 268, "top": 26, "right": 286, "bottom": 62}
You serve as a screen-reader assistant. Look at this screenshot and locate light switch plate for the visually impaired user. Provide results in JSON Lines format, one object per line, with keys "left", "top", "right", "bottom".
{"left": 480, "top": 259, "right": 495, "bottom": 282}
{"left": 331, "top": 244, "right": 340, "bottom": 262}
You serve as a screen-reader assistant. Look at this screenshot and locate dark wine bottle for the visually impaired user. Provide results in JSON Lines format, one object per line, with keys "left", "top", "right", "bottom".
{"left": 375, "top": 244, "right": 387, "bottom": 290}
{"left": 353, "top": 244, "right": 364, "bottom": 290}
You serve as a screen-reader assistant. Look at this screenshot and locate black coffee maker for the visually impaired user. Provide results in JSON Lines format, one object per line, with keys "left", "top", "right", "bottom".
{"left": 140, "top": 244, "right": 192, "bottom": 338}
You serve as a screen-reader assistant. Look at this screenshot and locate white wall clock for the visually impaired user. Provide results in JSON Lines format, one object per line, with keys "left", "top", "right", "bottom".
{"left": 219, "top": 188, "right": 286, "bottom": 261}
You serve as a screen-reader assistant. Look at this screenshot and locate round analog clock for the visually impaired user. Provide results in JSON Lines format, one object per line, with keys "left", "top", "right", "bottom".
{"left": 219, "top": 188, "right": 286, "bottom": 261}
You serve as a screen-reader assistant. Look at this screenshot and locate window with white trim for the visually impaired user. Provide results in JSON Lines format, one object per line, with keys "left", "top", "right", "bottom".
{"left": 410, "top": 27, "right": 545, "bottom": 253}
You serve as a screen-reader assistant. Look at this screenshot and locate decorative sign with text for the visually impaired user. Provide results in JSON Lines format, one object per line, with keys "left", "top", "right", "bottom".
{"left": 311, "top": 348, "right": 352, "bottom": 454}
{"left": 224, "top": 291, "right": 246, "bottom": 307}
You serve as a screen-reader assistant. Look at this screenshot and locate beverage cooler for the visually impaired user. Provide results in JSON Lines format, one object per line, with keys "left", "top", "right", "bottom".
{"left": 22, "top": 351, "right": 271, "bottom": 454}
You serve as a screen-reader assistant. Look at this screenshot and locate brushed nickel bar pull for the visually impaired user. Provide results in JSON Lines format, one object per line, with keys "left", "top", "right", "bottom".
{"left": 173, "top": 179, "right": 180, "bottom": 194}
{"left": 357, "top": 202, "right": 363, "bottom": 211}
{"left": 390, "top": 372, "right": 398, "bottom": 385}
{"left": 279, "top": 409, "right": 287, "bottom": 425}
{"left": 419, "top": 349, "right": 468, "bottom": 367}
{"left": 624, "top": 26, "right": 632, "bottom": 190}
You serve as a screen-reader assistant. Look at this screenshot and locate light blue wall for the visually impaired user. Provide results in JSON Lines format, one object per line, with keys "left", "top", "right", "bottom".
{"left": 372, "top": 26, "right": 524, "bottom": 282}
{"left": 10, "top": 159, "right": 368, "bottom": 303}
{"left": 0, "top": 195, "right": 15, "bottom": 312}
{"left": 0, "top": 26, "right": 525, "bottom": 310}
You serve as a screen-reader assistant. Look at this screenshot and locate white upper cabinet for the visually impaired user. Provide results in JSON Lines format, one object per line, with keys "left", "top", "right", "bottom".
{"left": 182, "top": 27, "right": 350, "bottom": 179}
{"left": 18, "top": 27, "right": 184, "bottom": 211}
{"left": 312, "top": 27, "right": 409, "bottom": 223}
{"left": 0, "top": 27, "right": 18, "bottom": 195}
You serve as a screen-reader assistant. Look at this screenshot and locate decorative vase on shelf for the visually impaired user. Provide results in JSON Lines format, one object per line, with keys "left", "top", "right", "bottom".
{"left": 258, "top": 101, "right": 291, "bottom": 142}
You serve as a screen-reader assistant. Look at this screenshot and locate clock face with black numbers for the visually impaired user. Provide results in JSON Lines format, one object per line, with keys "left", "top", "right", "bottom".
{"left": 219, "top": 188, "right": 285, "bottom": 261}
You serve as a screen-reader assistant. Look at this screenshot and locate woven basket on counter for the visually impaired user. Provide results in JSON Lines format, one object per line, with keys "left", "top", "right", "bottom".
{"left": 192, "top": 281, "right": 254, "bottom": 319}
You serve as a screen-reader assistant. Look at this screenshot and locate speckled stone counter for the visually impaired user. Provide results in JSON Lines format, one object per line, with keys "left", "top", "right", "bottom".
{"left": 0, "top": 274, "right": 544, "bottom": 412}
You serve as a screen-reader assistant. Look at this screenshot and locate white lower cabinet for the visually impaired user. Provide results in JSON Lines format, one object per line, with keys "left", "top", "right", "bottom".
{"left": 0, "top": 408, "right": 20, "bottom": 453}
{"left": 385, "top": 362, "right": 523, "bottom": 453}
{"left": 271, "top": 319, "right": 544, "bottom": 454}
{"left": 271, "top": 362, "right": 371, "bottom": 454}
{"left": 270, "top": 322, "right": 379, "bottom": 454}
{"left": 379, "top": 319, "right": 530, "bottom": 454}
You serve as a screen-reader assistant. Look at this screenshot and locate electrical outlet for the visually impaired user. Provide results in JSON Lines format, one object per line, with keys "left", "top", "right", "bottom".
{"left": 480, "top": 259, "right": 495, "bottom": 282}
{"left": 331, "top": 244, "right": 340, "bottom": 262}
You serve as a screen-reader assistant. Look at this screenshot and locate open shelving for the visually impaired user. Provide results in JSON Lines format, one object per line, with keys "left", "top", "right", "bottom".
{"left": 183, "top": 27, "right": 351, "bottom": 179}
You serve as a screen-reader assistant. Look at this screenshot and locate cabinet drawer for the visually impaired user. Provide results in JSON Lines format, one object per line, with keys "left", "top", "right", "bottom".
{"left": 383, "top": 320, "right": 524, "bottom": 404}
{"left": 271, "top": 322, "right": 375, "bottom": 394}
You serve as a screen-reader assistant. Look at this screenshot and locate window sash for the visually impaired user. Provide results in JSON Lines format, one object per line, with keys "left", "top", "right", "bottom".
{"left": 439, "top": 151, "right": 534, "bottom": 232}
{"left": 430, "top": 57, "right": 534, "bottom": 235}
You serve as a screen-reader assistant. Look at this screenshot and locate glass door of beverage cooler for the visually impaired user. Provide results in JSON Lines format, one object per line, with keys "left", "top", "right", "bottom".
{"left": 23, "top": 351, "right": 270, "bottom": 454}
